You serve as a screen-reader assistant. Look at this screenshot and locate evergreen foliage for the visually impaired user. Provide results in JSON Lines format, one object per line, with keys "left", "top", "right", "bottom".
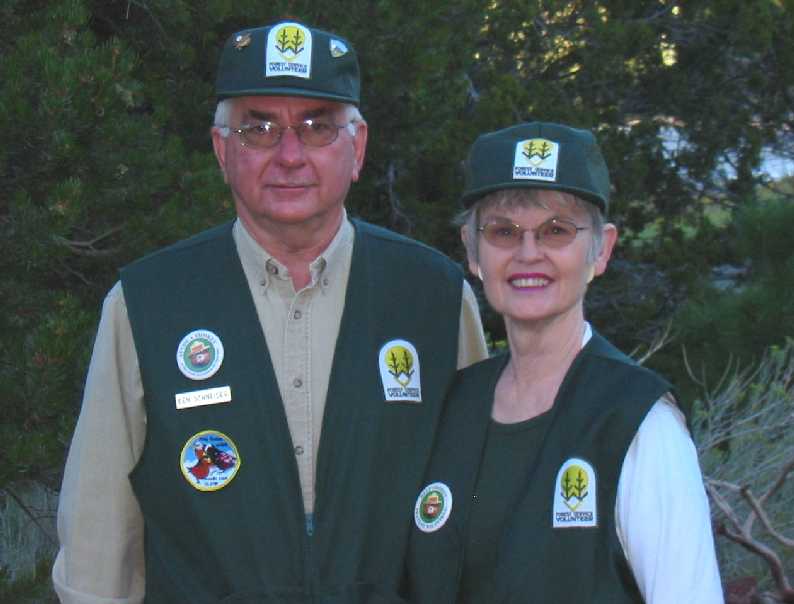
{"left": 668, "top": 193, "right": 794, "bottom": 388}
{"left": 1, "top": 0, "right": 792, "bottom": 594}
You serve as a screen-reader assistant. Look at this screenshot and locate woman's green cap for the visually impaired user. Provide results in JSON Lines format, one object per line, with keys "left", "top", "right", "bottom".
{"left": 461, "top": 122, "right": 610, "bottom": 213}
{"left": 215, "top": 21, "right": 360, "bottom": 106}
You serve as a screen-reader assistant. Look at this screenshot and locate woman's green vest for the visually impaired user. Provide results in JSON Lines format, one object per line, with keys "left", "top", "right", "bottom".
{"left": 405, "top": 334, "right": 671, "bottom": 604}
{"left": 120, "top": 220, "right": 462, "bottom": 603}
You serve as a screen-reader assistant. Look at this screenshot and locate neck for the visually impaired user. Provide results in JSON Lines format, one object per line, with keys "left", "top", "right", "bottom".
{"left": 493, "top": 311, "right": 586, "bottom": 423}
{"left": 239, "top": 210, "right": 343, "bottom": 290}
{"left": 505, "top": 311, "right": 586, "bottom": 377}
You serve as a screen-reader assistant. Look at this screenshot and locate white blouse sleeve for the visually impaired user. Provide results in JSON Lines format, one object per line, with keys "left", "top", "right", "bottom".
{"left": 616, "top": 398, "right": 724, "bottom": 603}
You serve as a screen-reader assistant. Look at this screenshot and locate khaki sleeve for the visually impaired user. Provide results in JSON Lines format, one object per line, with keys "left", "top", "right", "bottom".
{"left": 456, "top": 279, "right": 489, "bottom": 369}
{"left": 52, "top": 282, "right": 146, "bottom": 604}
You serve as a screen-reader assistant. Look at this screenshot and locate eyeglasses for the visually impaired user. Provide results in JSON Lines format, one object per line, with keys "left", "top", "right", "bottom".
{"left": 477, "top": 217, "right": 589, "bottom": 249}
{"left": 223, "top": 118, "right": 351, "bottom": 149}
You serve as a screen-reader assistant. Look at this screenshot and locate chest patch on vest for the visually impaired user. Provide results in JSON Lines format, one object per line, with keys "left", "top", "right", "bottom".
{"left": 180, "top": 430, "right": 241, "bottom": 491}
{"left": 379, "top": 339, "right": 422, "bottom": 402}
{"left": 415, "top": 482, "right": 452, "bottom": 532}
{"left": 552, "top": 457, "right": 597, "bottom": 528}
{"left": 176, "top": 330, "right": 224, "bottom": 380}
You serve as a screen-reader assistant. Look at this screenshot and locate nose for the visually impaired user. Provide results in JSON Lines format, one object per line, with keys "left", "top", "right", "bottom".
{"left": 273, "top": 126, "right": 306, "bottom": 167}
{"left": 515, "top": 229, "right": 543, "bottom": 261}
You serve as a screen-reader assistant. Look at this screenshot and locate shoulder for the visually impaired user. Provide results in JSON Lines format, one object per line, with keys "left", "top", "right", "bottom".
{"left": 352, "top": 218, "right": 461, "bottom": 270}
{"left": 582, "top": 331, "right": 671, "bottom": 390}
{"left": 453, "top": 353, "right": 506, "bottom": 389}
{"left": 583, "top": 330, "right": 637, "bottom": 367}
{"left": 439, "top": 353, "right": 505, "bottom": 426}
{"left": 633, "top": 398, "right": 690, "bottom": 446}
{"left": 122, "top": 222, "right": 233, "bottom": 274}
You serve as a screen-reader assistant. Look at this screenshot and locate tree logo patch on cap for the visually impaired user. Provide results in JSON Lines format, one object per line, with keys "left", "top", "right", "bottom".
{"left": 513, "top": 138, "right": 559, "bottom": 182}
{"left": 266, "top": 22, "right": 312, "bottom": 79}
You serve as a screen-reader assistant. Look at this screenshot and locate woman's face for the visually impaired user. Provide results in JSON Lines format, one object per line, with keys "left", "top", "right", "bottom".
{"left": 465, "top": 191, "right": 616, "bottom": 328}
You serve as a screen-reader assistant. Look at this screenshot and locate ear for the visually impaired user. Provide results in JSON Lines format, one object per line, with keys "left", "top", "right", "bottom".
{"left": 350, "top": 120, "right": 368, "bottom": 182}
{"left": 461, "top": 225, "right": 480, "bottom": 278}
{"left": 593, "top": 223, "right": 618, "bottom": 278}
{"left": 211, "top": 127, "right": 230, "bottom": 184}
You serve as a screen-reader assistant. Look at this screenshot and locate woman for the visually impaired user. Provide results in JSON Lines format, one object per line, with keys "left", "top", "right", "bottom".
{"left": 405, "top": 122, "right": 723, "bottom": 603}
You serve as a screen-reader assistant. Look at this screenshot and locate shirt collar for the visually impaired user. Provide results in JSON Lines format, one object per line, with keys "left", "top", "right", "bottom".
{"left": 316, "top": 212, "right": 353, "bottom": 293}
{"left": 233, "top": 211, "right": 354, "bottom": 293}
{"left": 582, "top": 321, "right": 592, "bottom": 347}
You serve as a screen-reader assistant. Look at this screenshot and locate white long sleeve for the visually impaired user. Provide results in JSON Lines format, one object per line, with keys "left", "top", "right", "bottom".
{"left": 616, "top": 399, "right": 724, "bottom": 603}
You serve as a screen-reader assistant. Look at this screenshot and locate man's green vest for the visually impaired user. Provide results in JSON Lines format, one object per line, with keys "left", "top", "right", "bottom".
{"left": 405, "top": 333, "right": 671, "bottom": 604}
{"left": 120, "top": 220, "right": 462, "bottom": 603}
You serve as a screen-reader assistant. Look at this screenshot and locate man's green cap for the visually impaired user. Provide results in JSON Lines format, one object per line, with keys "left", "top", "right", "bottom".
{"left": 215, "top": 21, "right": 360, "bottom": 106}
{"left": 461, "top": 122, "right": 610, "bottom": 213}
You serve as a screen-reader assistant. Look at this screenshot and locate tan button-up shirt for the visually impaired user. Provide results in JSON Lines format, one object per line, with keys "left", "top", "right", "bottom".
{"left": 53, "top": 216, "right": 487, "bottom": 603}
{"left": 236, "top": 218, "right": 352, "bottom": 509}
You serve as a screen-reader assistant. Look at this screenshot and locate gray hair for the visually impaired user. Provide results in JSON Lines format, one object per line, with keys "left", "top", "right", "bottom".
{"left": 458, "top": 189, "right": 606, "bottom": 263}
{"left": 213, "top": 99, "right": 365, "bottom": 138}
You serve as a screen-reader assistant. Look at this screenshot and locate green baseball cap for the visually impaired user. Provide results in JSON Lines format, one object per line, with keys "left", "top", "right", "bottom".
{"left": 215, "top": 20, "right": 360, "bottom": 106}
{"left": 461, "top": 122, "right": 610, "bottom": 213}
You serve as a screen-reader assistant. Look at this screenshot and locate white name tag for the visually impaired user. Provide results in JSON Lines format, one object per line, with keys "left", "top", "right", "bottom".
{"left": 175, "top": 386, "right": 232, "bottom": 410}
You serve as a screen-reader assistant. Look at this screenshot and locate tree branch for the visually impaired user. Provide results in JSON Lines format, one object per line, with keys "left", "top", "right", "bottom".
{"left": 1, "top": 484, "right": 58, "bottom": 548}
{"left": 51, "top": 226, "right": 122, "bottom": 257}
{"left": 749, "top": 457, "right": 794, "bottom": 548}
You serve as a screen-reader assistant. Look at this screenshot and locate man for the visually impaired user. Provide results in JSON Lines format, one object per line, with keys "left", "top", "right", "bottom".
{"left": 53, "top": 20, "right": 487, "bottom": 603}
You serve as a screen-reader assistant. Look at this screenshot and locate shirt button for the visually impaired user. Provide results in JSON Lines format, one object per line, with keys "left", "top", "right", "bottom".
{"left": 293, "top": 377, "right": 303, "bottom": 388}
{"left": 293, "top": 310, "right": 302, "bottom": 320}
{"left": 295, "top": 446, "right": 304, "bottom": 456}
{"left": 322, "top": 277, "right": 329, "bottom": 287}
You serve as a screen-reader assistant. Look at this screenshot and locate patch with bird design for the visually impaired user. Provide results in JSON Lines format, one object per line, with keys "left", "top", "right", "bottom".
{"left": 180, "top": 430, "right": 240, "bottom": 492}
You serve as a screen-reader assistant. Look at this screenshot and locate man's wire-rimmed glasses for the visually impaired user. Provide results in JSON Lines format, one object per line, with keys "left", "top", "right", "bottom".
{"left": 220, "top": 118, "right": 351, "bottom": 148}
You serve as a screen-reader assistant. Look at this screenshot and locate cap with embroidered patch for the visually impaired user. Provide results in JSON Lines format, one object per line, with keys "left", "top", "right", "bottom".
{"left": 461, "top": 122, "right": 610, "bottom": 213}
{"left": 215, "top": 21, "right": 360, "bottom": 106}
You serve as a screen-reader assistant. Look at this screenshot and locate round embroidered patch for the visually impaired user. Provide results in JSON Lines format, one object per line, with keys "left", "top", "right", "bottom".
{"left": 414, "top": 482, "right": 452, "bottom": 533}
{"left": 180, "top": 430, "right": 241, "bottom": 492}
{"left": 176, "top": 330, "right": 224, "bottom": 380}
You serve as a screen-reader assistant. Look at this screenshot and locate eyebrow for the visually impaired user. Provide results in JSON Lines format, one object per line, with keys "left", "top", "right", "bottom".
{"left": 245, "top": 107, "right": 333, "bottom": 123}
{"left": 481, "top": 214, "right": 573, "bottom": 226}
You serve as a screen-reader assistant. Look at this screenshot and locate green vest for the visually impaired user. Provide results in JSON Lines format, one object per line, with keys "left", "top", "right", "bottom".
{"left": 121, "top": 220, "right": 463, "bottom": 603}
{"left": 405, "top": 333, "right": 671, "bottom": 604}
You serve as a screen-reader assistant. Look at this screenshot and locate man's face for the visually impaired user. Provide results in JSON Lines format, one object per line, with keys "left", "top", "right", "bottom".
{"left": 211, "top": 95, "right": 367, "bottom": 238}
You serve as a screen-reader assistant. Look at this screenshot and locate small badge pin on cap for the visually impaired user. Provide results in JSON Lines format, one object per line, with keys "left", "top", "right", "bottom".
{"left": 234, "top": 33, "right": 251, "bottom": 50}
{"left": 329, "top": 38, "right": 348, "bottom": 58}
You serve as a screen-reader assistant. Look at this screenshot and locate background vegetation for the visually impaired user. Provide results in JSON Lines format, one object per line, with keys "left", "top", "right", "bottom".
{"left": 1, "top": 0, "right": 792, "bottom": 601}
